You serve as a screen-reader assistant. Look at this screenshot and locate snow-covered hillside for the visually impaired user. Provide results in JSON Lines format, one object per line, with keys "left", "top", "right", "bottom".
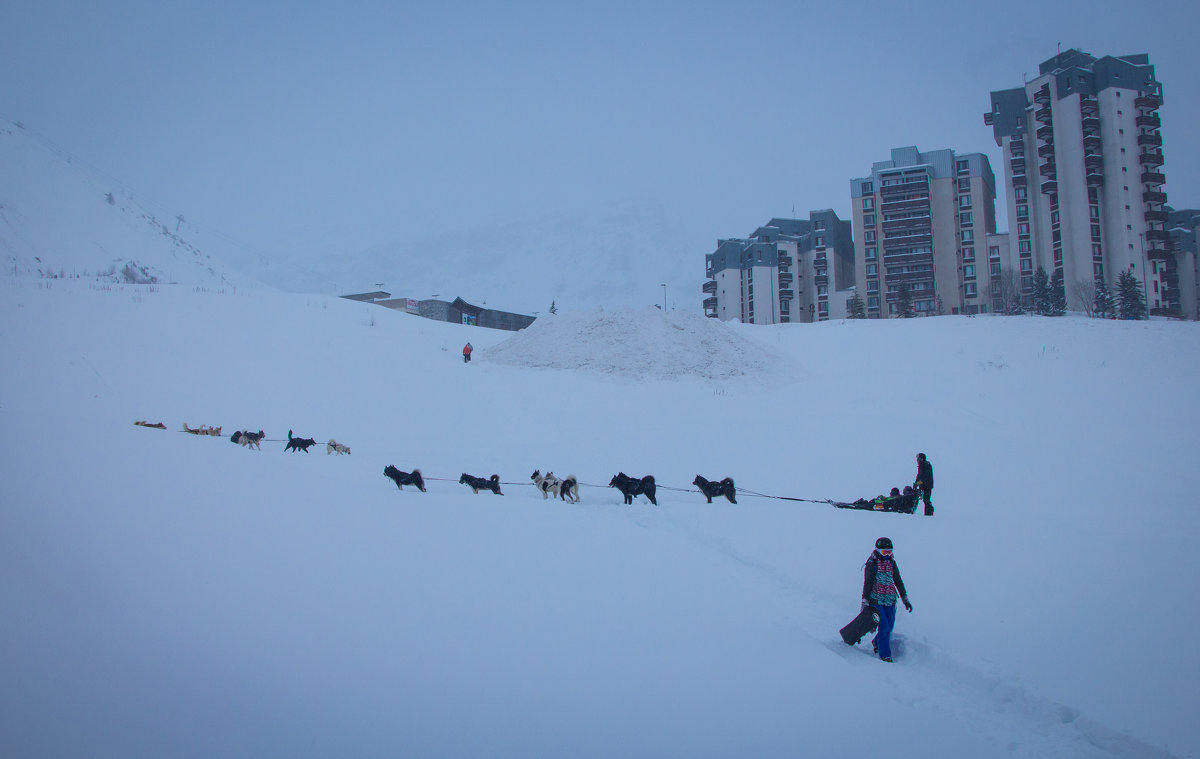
{"left": 0, "top": 118, "right": 702, "bottom": 313}
{"left": 0, "top": 119, "right": 255, "bottom": 290}
{"left": 2, "top": 277, "right": 1196, "bottom": 758}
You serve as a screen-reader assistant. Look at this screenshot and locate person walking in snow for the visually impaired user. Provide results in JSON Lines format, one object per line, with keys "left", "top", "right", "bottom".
{"left": 862, "top": 537, "right": 912, "bottom": 662}
{"left": 462, "top": 342, "right": 473, "bottom": 363}
{"left": 914, "top": 452, "right": 934, "bottom": 516}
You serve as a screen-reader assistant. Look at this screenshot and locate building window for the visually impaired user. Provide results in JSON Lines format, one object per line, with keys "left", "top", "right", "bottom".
{"left": 818, "top": 285, "right": 828, "bottom": 295}
{"left": 958, "top": 178, "right": 971, "bottom": 192}
{"left": 1019, "top": 240, "right": 1032, "bottom": 253}
{"left": 864, "top": 215, "right": 875, "bottom": 227}
{"left": 1015, "top": 187, "right": 1028, "bottom": 200}
{"left": 1016, "top": 205, "right": 1028, "bottom": 220}
{"left": 865, "top": 231, "right": 876, "bottom": 243}
{"left": 989, "top": 246, "right": 1000, "bottom": 259}
{"left": 964, "top": 264, "right": 976, "bottom": 279}
{"left": 865, "top": 246, "right": 877, "bottom": 260}
{"left": 1021, "top": 259, "right": 1033, "bottom": 272}
{"left": 960, "top": 212, "right": 973, "bottom": 226}
{"left": 815, "top": 236, "right": 825, "bottom": 247}
{"left": 1017, "top": 223, "right": 1029, "bottom": 236}
{"left": 956, "top": 159, "right": 970, "bottom": 175}
{"left": 959, "top": 195, "right": 973, "bottom": 208}
{"left": 868, "top": 296, "right": 879, "bottom": 308}
{"left": 990, "top": 261, "right": 1002, "bottom": 275}
{"left": 862, "top": 182, "right": 873, "bottom": 194}
{"left": 814, "top": 219, "right": 825, "bottom": 230}
{"left": 961, "top": 230, "right": 974, "bottom": 244}
{"left": 962, "top": 247, "right": 975, "bottom": 261}
{"left": 965, "top": 282, "right": 978, "bottom": 297}
{"left": 863, "top": 197, "right": 875, "bottom": 210}
{"left": 866, "top": 263, "right": 878, "bottom": 275}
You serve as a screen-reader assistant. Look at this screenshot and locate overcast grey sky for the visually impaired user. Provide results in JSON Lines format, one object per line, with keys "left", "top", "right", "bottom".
{"left": 3, "top": 0, "right": 1197, "bottom": 267}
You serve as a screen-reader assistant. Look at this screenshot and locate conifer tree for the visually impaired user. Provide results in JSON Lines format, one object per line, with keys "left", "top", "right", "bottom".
{"left": 847, "top": 292, "right": 867, "bottom": 319}
{"left": 1093, "top": 277, "right": 1114, "bottom": 318}
{"left": 1116, "top": 269, "right": 1147, "bottom": 320}
{"left": 1048, "top": 268, "right": 1067, "bottom": 316}
{"left": 895, "top": 283, "right": 915, "bottom": 318}
{"left": 1032, "top": 266, "right": 1051, "bottom": 316}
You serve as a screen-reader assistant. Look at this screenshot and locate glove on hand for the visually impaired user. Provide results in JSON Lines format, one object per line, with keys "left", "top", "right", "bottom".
{"left": 861, "top": 598, "right": 870, "bottom": 610}
{"left": 903, "top": 598, "right": 913, "bottom": 613}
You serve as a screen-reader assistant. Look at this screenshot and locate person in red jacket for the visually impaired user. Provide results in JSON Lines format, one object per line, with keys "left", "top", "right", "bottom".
{"left": 462, "top": 342, "right": 473, "bottom": 363}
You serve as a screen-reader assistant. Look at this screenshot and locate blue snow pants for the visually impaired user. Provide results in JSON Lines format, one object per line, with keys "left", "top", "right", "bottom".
{"left": 872, "top": 603, "right": 897, "bottom": 659}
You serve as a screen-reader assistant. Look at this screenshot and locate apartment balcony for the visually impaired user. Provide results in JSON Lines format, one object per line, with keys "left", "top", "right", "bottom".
{"left": 1146, "top": 247, "right": 1170, "bottom": 261}
{"left": 778, "top": 289, "right": 795, "bottom": 300}
{"left": 882, "top": 232, "right": 933, "bottom": 248}
{"left": 1143, "top": 190, "right": 1168, "bottom": 204}
{"left": 1012, "top": 174, "right": 1027, "bottom": 187}
{"left": 777, "top": 255, "right": 790, "bottom": 267}
{"left": 1140, "top": 150, "right": 1165, "bottom": 167}
{"left": 1141, "top": 171, "right": 1166, "bottom": 186}
{"left": 1079, "top": 97, "right": 1099, "bottom": 116}
{"left": 1037, "top": 142, "right": 1056, "bottom": 158}
{"left": 1081, "top": 114, "right": 1100, "bottom": 132}
{"left": 1146, "top": 229, "right": 1171, "bottom": 243}
{"left": 1034, "top": 87, "right": 1051, "bottom": 105}
{"left": 983, "top": 111, "right": 995, "bottom": 126}
{"left": 1010, "top": 156, "right": 1026, "bottom": 173}
{"left": 703, "top": 296, "right": 718, "bottom": 310}
{"left": 777, "top": 272, "right": 793, "bottom": 286}
{"left": 881, "top": 251, "right": 934, "bottom": 267}
{"left": 1039, "top": 160, "right": 1057, "bottom": 178}
{"left": 702, "top": 280, "right": 717, "bottom": 295}
{"left": 813, "top": 275, "right": 828, "bottom": 286}
{"left": 879, "top": 197, "right": 930, "bottom": 213}
{"left": 1137, "top": 132, "right": 1163, "bottom": 147}
{"left": 1144, "top": 209, "right": 1169, "bottom": 223}
{"left": 1036, "top": 124, "right": 1054, "bottom": 141}
{"left": 1086, "top": 171, "right": 1104, "bottom": 187}
{"left": 1083, "top": 134, "right": 1101, "bottom": 152}
{"left": 1041, "top": 179, "right": 1058, "bottom": 195}
{"left": 1035, "top": 105, "right": 1053, "bottom": 123}
{"left": 1135, "top": 94, "right": 1162, "bottom": 110}
{"left": 1136, "top": 114, "right": 1161, "bottom": 128}
{"left": 882, "top": 216, "right": 932, "bottom": 232}
{"left": 879, "top": 180, "right": 930, "bottom": 197}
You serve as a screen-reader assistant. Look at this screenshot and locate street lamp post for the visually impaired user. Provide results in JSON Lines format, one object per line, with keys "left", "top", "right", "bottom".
{"left": 661, "top": 283, "right": 667, "bottom": 311}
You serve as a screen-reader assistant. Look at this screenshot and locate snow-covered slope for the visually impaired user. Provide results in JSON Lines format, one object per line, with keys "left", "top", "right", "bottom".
{"left": 1, "top": 278, "right": 1197, "bottom": 758}
{"left": 0, "top": 120, "right": 253, "bottom": 289}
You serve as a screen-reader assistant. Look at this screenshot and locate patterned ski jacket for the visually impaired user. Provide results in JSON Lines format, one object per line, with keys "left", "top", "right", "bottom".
{"left": 862, "top": 551, "right": 908, "bottom": 607}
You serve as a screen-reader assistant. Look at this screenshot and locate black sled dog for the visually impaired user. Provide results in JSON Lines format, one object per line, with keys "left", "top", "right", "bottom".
{"left": 384, "top": 465, "right": 426, "bottom": 492}
{"left": 693, "top": 475, "right": 737, "bottom": 504}
{"left": 608, "top": 472, "right": 657, "bottom": 505}
{"left": 285, "top": 430, "right": 318, "bottom": 453}
{"left": 460, "top": 473, "right": 503, "bottom": 495}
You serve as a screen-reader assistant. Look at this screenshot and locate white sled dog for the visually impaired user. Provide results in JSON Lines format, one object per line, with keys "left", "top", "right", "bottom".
{"left": 326, "top": 439, "right": 351, "bottom": 455}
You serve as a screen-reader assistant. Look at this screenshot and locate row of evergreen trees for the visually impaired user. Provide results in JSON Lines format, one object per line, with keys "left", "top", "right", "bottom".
{"left": 844, "top": 268, "right": 1148, "bottom": 319}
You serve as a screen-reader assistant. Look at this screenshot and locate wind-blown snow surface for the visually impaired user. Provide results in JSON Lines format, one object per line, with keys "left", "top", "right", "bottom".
{"left": 2, "top": 280, "right": 1198, "bottom": 759}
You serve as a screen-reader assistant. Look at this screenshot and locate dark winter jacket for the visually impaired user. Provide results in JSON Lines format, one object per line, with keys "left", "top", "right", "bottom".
{"left": 862, "top": 551, "right": 908, "bottom": 607}
{"left": 915, "top": 457, "right": 933, "bottom": 491}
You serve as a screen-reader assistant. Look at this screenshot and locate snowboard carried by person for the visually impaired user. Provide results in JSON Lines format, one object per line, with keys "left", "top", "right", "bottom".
{"left": 839, "top": 603, "right": 880, "bottom": 645}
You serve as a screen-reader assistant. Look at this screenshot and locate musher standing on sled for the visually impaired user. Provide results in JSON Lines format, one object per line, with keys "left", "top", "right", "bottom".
{"left": 862, "top": 537, "right": 912, "bottom": 662}
{"left": 914, "top": 452, "right": 934, "bottom": 516}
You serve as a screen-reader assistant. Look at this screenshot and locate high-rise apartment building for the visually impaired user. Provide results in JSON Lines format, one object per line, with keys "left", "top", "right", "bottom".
{"left": 985, "top": 50, "right": 1178, "bottom": 315}
{"left": 851, "top": 146, "right": 1002, "bottom": 317}
{"left": 1168, "top": 208, "right": 1199, "bottom": 320}
{"left": 704, "top": 211, "right": 854, "bottom": 323}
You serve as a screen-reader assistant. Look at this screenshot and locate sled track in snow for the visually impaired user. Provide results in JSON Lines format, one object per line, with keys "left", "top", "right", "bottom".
{"left": 652, "top": 508, "right": 1183, "bottom": 759}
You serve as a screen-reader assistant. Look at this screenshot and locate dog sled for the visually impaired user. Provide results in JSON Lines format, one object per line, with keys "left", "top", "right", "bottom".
{"left": 833, "top": 486, "right": 919, "bottom": 515}
{"left": 134, "top": 420, "right": 167, "bottom": 429}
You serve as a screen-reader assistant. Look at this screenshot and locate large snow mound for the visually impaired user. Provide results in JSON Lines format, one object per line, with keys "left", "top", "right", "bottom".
{"left": 482, "top": 306, "right": 783, "bottom": 380}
